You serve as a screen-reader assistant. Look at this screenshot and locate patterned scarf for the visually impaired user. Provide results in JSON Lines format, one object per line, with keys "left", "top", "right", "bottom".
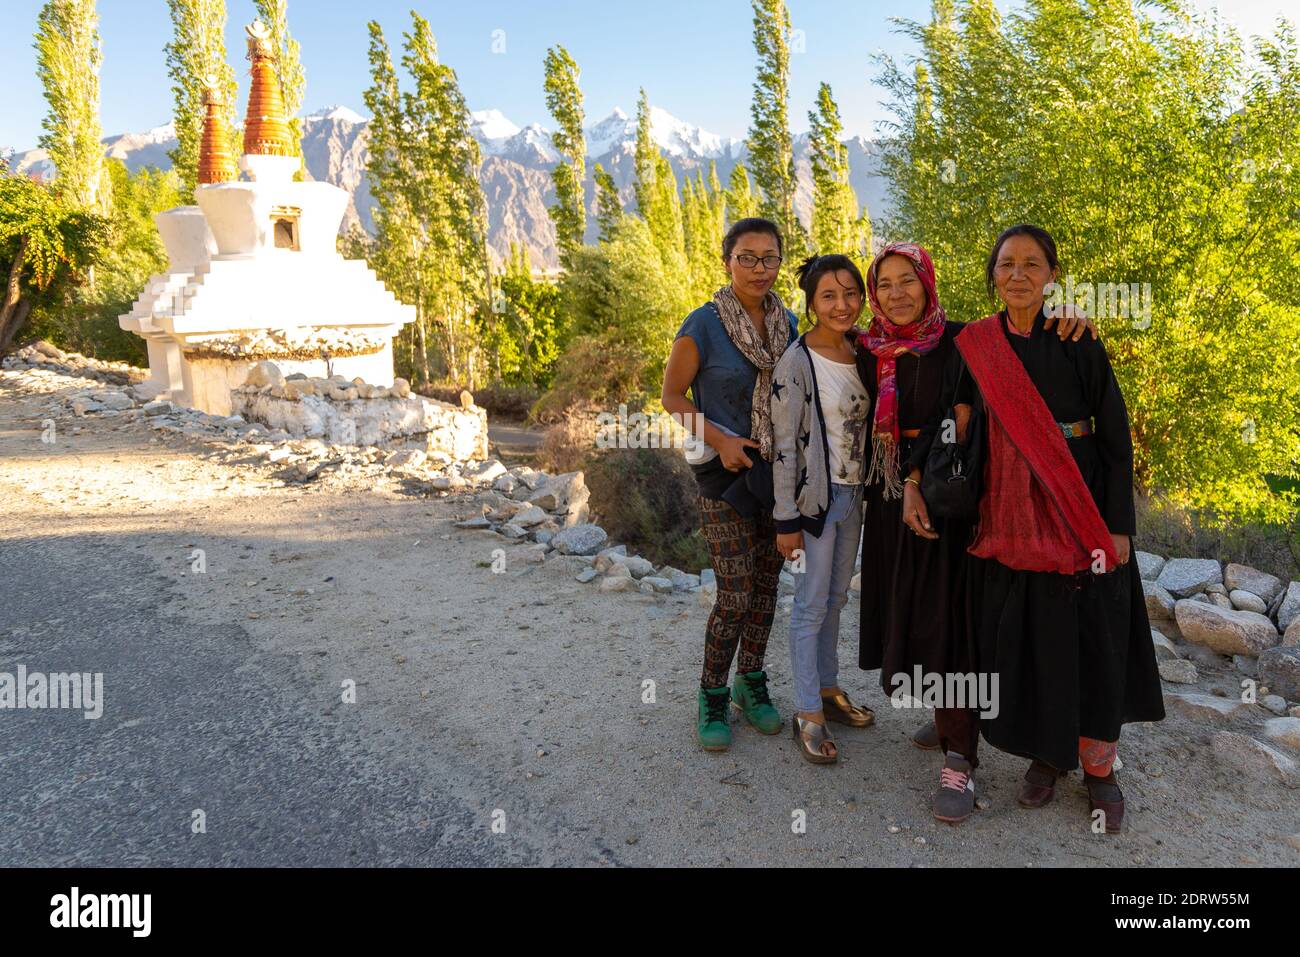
{"left": 859, "top": 242, "right": 948, "bottom": 499}
{"left": 712, "top": 283, "right": 791, "bottom": 462}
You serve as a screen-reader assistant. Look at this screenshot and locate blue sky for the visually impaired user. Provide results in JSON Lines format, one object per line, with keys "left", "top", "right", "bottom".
{"left": 2, "top": 0, "right": 1292, "bottom": 151}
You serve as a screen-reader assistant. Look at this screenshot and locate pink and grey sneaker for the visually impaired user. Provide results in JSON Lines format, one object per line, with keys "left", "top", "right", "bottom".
{"left": 932, "top": 753, "right": 976, "bottom": 824}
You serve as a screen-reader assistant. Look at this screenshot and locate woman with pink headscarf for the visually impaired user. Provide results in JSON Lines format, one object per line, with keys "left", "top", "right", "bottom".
{"left": 854, "top": 241, "right": 1093, "bottom": 824}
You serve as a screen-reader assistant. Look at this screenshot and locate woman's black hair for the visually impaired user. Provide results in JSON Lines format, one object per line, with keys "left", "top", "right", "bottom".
{"left": 796, "top": 254, "right": 866, "bottom": 319}
{"left": 721, "top": 216, "right": 784, "bottom": 262}
{"left": 985, "top": 224, "right": 1059, "bottom": 298}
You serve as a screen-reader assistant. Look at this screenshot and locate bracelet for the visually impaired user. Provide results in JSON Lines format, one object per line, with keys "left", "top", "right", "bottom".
{"left": 903, "top": 476, "right": 921, "bottom": 488}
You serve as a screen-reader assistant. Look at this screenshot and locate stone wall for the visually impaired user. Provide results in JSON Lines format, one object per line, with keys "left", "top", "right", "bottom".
{"left": 229, "top": 360, "right": 487, "bottom": 456}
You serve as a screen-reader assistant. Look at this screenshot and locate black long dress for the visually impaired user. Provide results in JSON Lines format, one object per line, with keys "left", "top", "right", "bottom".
{"left": 942, "top": 309, "right": 1165, "bottom": 771}
{"left": 856, "top": 321, "right": 976, "bottom": 693}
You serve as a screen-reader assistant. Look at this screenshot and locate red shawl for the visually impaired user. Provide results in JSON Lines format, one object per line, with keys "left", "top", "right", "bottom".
{"left": 956, "top": 315, "right": 1118, "bottom": 575}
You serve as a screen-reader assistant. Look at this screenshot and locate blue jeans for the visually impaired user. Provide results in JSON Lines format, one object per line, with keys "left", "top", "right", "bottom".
{"left": 788, "top": 483, "right": 864, "bottom": 713}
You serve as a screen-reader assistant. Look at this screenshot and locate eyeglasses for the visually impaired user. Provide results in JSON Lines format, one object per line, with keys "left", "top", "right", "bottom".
{"left": 733, "top": 253, "right": 783, "bottom": 270}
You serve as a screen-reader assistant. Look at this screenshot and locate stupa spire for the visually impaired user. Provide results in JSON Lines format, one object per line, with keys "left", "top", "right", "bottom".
{"left": 197, "top": 75, "right": 238, "bottom": 186}
{"left": 241, "top": 20, "right": 294, "bottom": 157}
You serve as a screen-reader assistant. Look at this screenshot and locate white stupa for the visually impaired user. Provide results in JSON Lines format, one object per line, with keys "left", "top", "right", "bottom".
{"left": 120, "top": 21, "right": 413, "bottom": 416}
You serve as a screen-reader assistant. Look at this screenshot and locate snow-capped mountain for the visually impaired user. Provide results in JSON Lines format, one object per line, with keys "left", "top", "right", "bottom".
{"left": 7, "top": 104, "right": 890, "bottom": 271}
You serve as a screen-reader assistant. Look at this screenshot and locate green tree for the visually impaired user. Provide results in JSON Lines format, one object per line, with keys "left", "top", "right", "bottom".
{"left": 35, "top": 0, "right": 111, "bottom": 216}
{"left": 488, "top": 244, "right": 562, "bottom": 387}
{"left": 165, "top": 0, "right": 239, "bottom": 198}
{"left": 746, "top": 0, "right": 805, "bottom": 293}
{"left": 725, "top": 161, "right": 758, "bottom": 223}
{"left": 593, "top": 162, "right": 621, "bottom": 243}
{"left": 252, "top": 0, "right": 307, "bottom": 174}
{"left": 808, "top": 82, "right": 870, "bottom": 265}
{"left": 878, "top": 0, "right": 1300, "bottom": 521}
{"left": 0, "top": 173, "right": 108, "bottom": 351}
{"left": 543, "top": 45, "right": 586, "bottom": 263}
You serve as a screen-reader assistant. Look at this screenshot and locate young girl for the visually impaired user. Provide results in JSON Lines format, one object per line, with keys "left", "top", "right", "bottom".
{"left": 772, "top": 255, "right": 875, "bottom": 764}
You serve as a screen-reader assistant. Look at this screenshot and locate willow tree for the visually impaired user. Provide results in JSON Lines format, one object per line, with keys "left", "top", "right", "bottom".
{"left": 165, "top": 0, "right": 239, "bottom": 198}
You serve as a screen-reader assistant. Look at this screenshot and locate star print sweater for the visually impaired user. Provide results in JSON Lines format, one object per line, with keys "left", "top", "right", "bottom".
{"left": 771, "top": 332, "right": 873, "bottom": 537}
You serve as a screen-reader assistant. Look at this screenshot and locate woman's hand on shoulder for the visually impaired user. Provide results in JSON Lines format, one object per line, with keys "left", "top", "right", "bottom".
{"left": 1044, "top": 303, "right": 1099, "bottom": 341}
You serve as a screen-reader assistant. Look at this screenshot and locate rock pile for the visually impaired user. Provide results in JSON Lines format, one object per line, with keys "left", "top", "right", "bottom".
{"left": 229, "top": 360, "right": 487, "bottom": 456}
{"left": 3, "top": 340, "right": 144, "bottom": 386}
{"left": 1141, "top": 551, "right": 1300, "bottom": 787}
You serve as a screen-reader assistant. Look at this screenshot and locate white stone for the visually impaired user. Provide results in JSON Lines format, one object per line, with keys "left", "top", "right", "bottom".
{"left": 1211, "top": 731, "right": 1300, "bottom": 788}
{"left": 1285, "top": 617, "right": 1300, "bottom": 647}
{"left": 1208, "top": 592, "right": 1235, "bottom": 611}
{"left": 600, "top": 575, "right": 632, "bottom": 593}
{"left": 575, "top": 567, "right": 600, "bottom": 584}
{"left": 1258, "top": 646, "right": 1300, "bottom": 701}
{"left": 1224, "top": 563, "right": 1284, "bottom": 604}
{"left": 550, "top": 524, "right": 608, "bottom": 556}
{"left": 94, "top": 391, "right": 134, "bottom": 411}
{"left": 1158, "top": 658, "right": 1198, "bottom": 684}
{"left": 1135, "top": 551, "right": 1166, "bottom": 580}
{"left": 1173, "top": 599, "right": 1280, "bottom": 657}
{"left": 1262, "top": 695, "right": 1290, "bottom": 716}
{"left": 1229, "top": 589, "right": 1268, "bottom": 614}
{"left": 1151, "top": 631, "right": 1180, "bottom": 661}
{"left": 511, "top": 506, "right": 549, "bottom": 528}
{"left": 464, "top": 459, "right": 508, "bottom": 485}
{"left": 1143, "top": 581, "right": 1176, "bottom": 620}
{"left": 1156, "top": 558, "right": 1222, "bottom": 598}
{"left": 621, "top": 555, "right": 656, "bottom": 579}
{"left": 1166, "top": 691, "right": 1251, "bottom": 724}
{"left": 641, "top": 577, "right": 674, "bottom": 594}
{"left": 1265, "top": 717, "right": 1300, "bottom": 747}
{"left": 386, "top": 449, "right": 426, "bottom": 470}
{"left": 1279, "top": 582, "right": 1300, "bottom": 634}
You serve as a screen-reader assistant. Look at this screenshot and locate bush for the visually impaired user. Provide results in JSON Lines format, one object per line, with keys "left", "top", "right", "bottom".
{"left": 536, "top": 408, "right": 600, "bottom": 474}
{"left": 421, "top": 382, "right": 542, "bottom": 420}
{"left": 584, "top": 446, "right": 710, "bottom": 573}
{"left": 1136, "top": 493, "right": 1300, "bottom": 583}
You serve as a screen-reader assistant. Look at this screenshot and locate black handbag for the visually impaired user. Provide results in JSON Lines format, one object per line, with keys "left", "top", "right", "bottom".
{"left": 921, "top": 364, "right": 984, "bottom": 521}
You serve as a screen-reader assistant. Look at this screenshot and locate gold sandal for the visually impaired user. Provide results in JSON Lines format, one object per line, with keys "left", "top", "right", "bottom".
{"left": 792, "top": 714, "right": 838, "bottom": 764}
{"left": 821, "top": 690, "right": 875, "bottom": 728}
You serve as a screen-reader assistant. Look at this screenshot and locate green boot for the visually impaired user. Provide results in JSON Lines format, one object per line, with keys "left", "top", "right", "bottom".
{"left": 697, "top": 686, "right": 732, "bottom": 751}
{"left": 732, "top": 670, "right": 782, "bottom": 734}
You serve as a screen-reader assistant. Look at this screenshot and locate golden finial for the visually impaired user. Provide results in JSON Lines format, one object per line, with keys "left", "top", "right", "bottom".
{"left": 197, "top": 74, "right": 237, "bottom": 185}
{"left": 241, "top": 20, "right": 294, "bottom": 157}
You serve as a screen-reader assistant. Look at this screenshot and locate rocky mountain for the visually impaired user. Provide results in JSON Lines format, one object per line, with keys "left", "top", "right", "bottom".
{"left": 7, "top": 104, "right": 892, "bottom": 272}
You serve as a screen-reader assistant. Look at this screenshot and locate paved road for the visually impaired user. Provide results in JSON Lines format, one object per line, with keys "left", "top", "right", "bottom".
{"left": 0, "top": 530, "right": 531, "bottom": 866}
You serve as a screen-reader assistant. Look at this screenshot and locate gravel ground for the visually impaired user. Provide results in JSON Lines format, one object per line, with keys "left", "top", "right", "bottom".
{"left": 0, "top": 367, "right": 1296, "bottom": 867}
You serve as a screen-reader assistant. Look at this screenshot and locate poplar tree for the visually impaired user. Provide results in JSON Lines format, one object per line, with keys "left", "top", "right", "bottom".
{"left": 725, "top": 162, "right": 758, "bottom": 223}
{"left": 252, "top": 0, "right": 306, "bottom": 171}
{"left": 400, "top": 12, "right": 492, "bottom": 386}
{"left": 632, "top": 90, "right": 685, "bottom": 267}
{"left": 165, "top": 0, "right": 238, "bottom": 198}
{"left": 543, "top": 45, "right": 586, "bottom": 263}
{"left": 593, "top": 162, "right": 621, "bottom": 242}
{"left": 35, "top": 0, "right": 111, "bottom": 215}
{"left": 808, "top": 82, "right": 870, "bottom": 264}
{"left": 746, "top": 0, "right": 805, "bottom": 289}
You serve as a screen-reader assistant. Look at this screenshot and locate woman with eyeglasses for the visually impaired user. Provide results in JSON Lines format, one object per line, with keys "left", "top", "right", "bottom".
{"left": 662, "top": 217, "right": 799, "bottom": 752}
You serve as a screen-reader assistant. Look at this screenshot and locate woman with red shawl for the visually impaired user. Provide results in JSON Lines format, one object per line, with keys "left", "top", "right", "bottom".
{"left": 937, "top": 225, "right": 1165, "bottom": 832}
{"left": 854, "top": 240, "right": 1097, "bottom": 825}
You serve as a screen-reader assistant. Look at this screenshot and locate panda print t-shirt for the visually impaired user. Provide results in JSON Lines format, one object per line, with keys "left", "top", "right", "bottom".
{"left": 808, "top": 348, "right": 870, "bottom": 485}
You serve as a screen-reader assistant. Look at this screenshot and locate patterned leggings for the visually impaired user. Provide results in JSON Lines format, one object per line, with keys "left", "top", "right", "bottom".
{"left": 697, "top": 495, "right": 783, "bottom": 689}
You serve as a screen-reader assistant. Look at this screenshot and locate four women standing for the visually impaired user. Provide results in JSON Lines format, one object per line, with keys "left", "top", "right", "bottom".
{"left": 663, "top": 218, "right": 1164, "bottom": 833}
